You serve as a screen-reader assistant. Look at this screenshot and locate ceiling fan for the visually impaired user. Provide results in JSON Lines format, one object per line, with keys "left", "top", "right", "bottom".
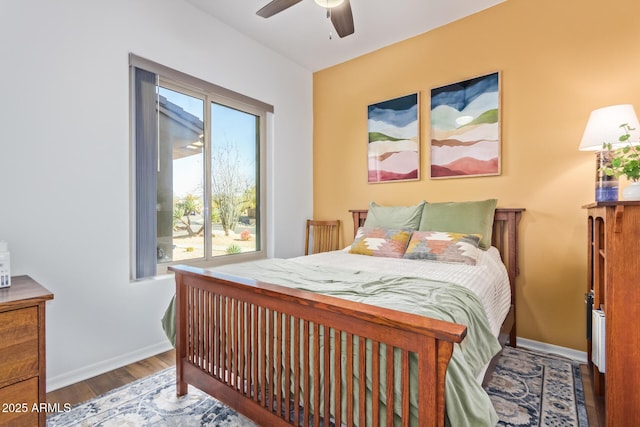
{"left": 257, "top": 0, "right": 355, "bottom": 38}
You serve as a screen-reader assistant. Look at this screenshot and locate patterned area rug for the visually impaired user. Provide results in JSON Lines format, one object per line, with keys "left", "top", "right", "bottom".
{"left": 47, "top": 346, "right": 588, "bottom": 426}
{"left": 46, "top": 369, "right": 257, "bottom": 427}
{"left": 485, "top": 346, "right": 589, "bottom": 426}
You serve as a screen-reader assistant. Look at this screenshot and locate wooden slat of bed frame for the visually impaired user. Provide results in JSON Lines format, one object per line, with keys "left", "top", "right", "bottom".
{"left": 371, "top": 340, "right": 380, "bottom": 427}
{"left": 334, "top": 329, "right": 342, "bottom": 426}
{"left": 358, "top": 335, "right": 366, "bottom": 426}
{"left": 385, "top": 343, "right": 394, "bottom": 424}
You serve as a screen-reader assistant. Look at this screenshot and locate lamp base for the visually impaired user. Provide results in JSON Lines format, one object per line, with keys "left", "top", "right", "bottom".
{"left": 596, "top": 186, "right": 618, "bottom": 202}
{"left": 595, "top": 151, "right": 618, "bottom": 202}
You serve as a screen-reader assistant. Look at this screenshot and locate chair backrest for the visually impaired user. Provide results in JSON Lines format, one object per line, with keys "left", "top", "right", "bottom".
{"left": 305, "top": 219, "right": 340, "bottom": 255}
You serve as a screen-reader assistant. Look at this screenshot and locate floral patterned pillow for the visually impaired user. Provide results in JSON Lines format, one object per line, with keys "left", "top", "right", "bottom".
{"left": 349, "top": 227, "right": 412, "bottom": 258}
{"left": 403, "top": 231, "right": 481, "bottom": 265}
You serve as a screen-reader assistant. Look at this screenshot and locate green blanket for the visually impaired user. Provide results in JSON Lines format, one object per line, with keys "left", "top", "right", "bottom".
{"left": 163, "top": 259, "right": 500, "bottom": 426}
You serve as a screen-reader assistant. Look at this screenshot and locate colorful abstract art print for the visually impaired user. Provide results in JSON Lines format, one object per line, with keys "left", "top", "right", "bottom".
{"left": 367, "top": 93, "right": 420, "bottom": 183}
{"left": 430, "top": 72, "right": 501, "bottom": 178}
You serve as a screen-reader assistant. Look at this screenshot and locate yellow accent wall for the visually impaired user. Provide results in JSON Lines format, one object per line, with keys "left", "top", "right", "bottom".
{"left": 312, "top": 0, "right": 640, "bottom": 351}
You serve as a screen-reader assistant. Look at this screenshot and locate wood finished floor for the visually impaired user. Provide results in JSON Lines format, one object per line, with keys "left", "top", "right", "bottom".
{"left": 47, "top": 349, "right": 602, "bottom": 426}
{"left": 580, "top": 364, "right": 604, "bottom": 427}
{"left": 46, "top": 349, "right": 176, "bottom": 411}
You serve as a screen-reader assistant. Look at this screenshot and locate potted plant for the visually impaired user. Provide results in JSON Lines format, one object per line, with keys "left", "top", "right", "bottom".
{"left": 601, "top": 123, "right": 640, "bottom": 200}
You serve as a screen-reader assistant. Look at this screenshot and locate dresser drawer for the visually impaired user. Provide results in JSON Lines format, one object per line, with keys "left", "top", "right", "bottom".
{"left": 0, "top": 377, "right": 39, "bottom": 426}
{"left": 0, "top": 307, "right": 38, "bottom": 387}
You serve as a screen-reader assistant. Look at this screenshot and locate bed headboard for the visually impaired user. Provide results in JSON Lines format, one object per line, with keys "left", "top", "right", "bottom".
{"left": 348, "top": 208, "right": 525, "bottom": 300}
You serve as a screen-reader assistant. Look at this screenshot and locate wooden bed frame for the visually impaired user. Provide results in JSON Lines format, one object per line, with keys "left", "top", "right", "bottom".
{"left": 169, "top": 207, "right": 524, "bottom": 427}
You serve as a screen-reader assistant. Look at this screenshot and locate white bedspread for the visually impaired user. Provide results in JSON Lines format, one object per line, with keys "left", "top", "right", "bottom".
{"left": 289, "top": 247, "right": 511, "bottom": 338}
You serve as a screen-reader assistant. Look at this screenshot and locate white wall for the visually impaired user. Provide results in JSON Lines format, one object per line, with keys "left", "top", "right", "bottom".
{"left": 0, "top": 0, "right": 313, "bottom": 390}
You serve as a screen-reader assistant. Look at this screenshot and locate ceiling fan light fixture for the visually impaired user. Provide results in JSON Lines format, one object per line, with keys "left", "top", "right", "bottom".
{"left": 313, "top": 0, "right": 344, "bottom": 8}
{"left": 257, "top": 0, "right": 354, "bottom": 38}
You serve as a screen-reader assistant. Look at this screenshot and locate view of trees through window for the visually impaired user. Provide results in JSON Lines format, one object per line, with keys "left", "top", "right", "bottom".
{"left": 157, "top": 86, "right": 259, "bottom": 263}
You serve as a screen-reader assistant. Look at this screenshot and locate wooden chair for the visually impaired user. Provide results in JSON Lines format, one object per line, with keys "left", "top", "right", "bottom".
{"left": 305, "top": 219, "right": 340, "bottom": 255}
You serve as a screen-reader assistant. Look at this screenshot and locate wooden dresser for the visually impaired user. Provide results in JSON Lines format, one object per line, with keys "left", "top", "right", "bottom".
{"left": 584, "top": 202, "right": 640, "bottom": 425}
{"left": 0, "top": 276, "right": 53, "bottom": 427}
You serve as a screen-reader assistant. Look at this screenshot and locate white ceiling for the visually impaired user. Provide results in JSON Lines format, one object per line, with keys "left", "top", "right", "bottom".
{"left": 185, "top": 0, "right": 506, "bottom": 72}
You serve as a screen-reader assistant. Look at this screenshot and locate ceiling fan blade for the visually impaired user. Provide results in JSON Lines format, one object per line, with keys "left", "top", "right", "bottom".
{"left": 256, "top": 0, "right": 304, "bottom": 18}
{"left": 330, "top": 0, "right": 354, "bottom": 38}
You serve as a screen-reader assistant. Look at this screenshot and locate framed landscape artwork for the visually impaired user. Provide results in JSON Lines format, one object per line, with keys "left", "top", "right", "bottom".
{"left": 367, "top": 93, "right": 419, "bottom": 183}
{"left": 430, "top": 72, "right": 501, "bottom": 178}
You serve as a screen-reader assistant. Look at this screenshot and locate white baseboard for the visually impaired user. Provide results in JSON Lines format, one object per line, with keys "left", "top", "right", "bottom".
{"left": 517, "top": 337, "right": 588, "bottom": 364}
{"left": 47, "top": 341, "right": 174, "bottom": 392}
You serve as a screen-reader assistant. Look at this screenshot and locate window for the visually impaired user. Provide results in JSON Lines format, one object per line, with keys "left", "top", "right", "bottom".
{"left": 130, "top": 55, "right": 271, "bottom": 279}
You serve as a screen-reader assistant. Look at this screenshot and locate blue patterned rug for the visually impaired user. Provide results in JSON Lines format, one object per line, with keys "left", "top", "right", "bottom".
{"left": 486, "top": 346, "right": 589, "bottom": 427}
{"left": 47, "top": 346, "right": 588, "bottom": 426}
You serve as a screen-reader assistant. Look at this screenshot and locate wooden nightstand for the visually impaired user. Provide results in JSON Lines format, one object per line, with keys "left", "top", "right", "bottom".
{"left": 584, "top": 202, "right": 640, "bottom": 425}
{"left": 0, "top": 276, "right": 53, "bottom": 427}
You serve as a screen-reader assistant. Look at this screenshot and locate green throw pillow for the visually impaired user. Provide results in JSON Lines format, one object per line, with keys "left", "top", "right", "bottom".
{"left": 364, "top": 201, "right": 426, "bottom": 230}
{"left": 418, "top": 199, "right": 497, "bottom": 250}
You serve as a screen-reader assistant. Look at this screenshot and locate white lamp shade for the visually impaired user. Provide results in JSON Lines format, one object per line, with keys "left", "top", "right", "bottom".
{"left": 579, "top": 104, "right": 640, "bottom": 151}
{"left": 314, "top": 0, "right": 344, "bottom": 7}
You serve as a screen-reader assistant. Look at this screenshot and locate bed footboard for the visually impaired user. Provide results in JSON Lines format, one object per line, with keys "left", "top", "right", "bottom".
{"left": 170, "top": 265, "right": 466, "bottom": 427}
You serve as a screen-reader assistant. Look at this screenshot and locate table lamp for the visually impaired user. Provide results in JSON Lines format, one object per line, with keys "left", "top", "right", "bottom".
{"left": 579, "top": 104, "right": 640, "bottom": 202}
